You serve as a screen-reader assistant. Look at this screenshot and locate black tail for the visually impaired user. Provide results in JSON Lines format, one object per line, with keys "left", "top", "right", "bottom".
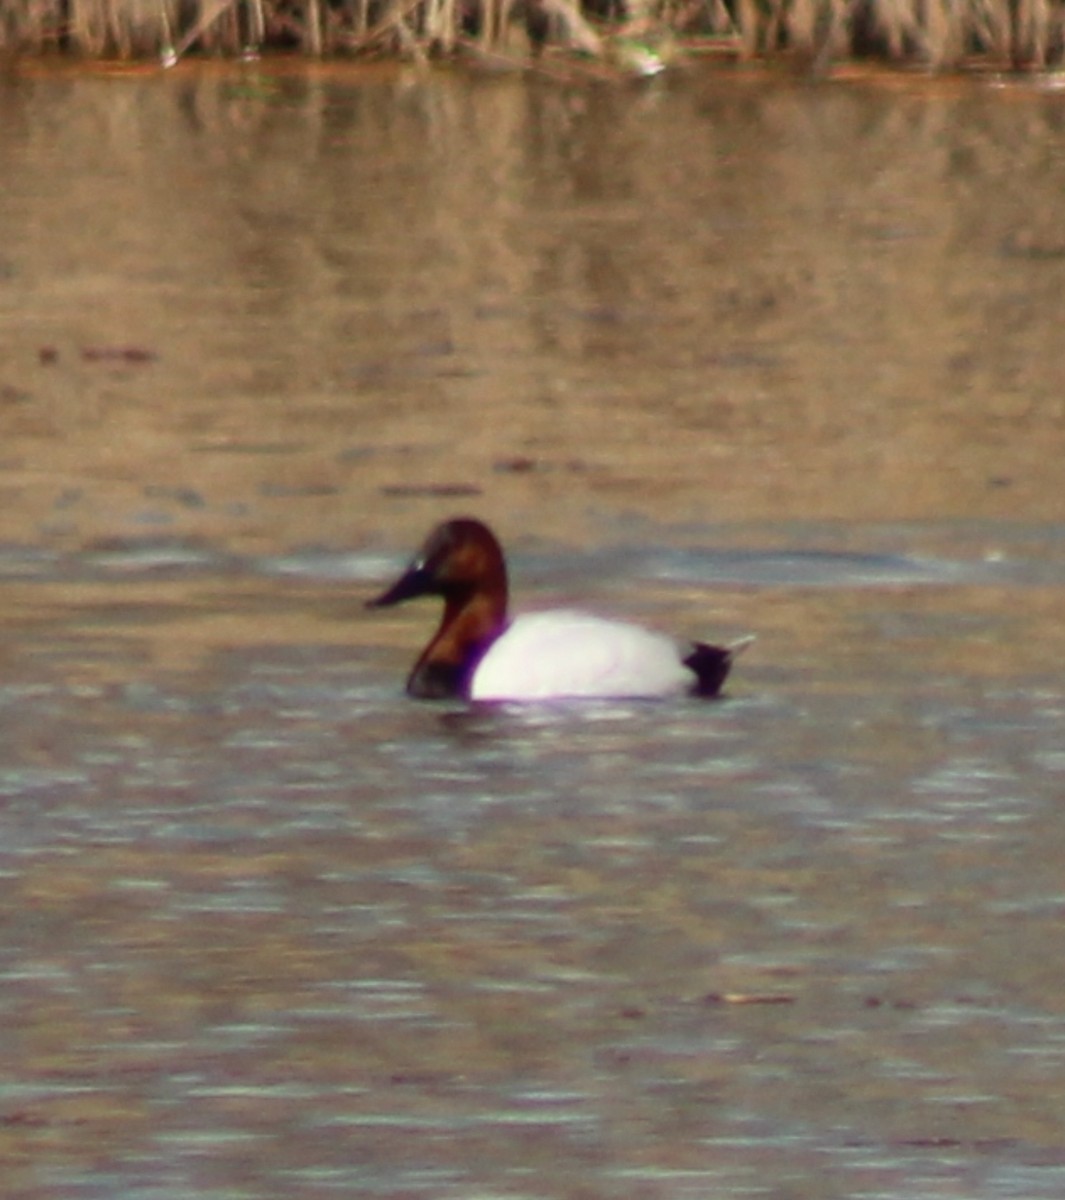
{"left": 684, "top": 636, "right": 754, "bottom": 698}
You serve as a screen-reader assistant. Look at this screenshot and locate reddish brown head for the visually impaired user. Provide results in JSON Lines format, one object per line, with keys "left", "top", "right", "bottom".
{"left": 367, "top": 518, "right": 509, "bottom": 698}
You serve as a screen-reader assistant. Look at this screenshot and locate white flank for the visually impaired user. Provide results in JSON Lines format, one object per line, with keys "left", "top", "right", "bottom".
{"left": 469, "top": 611, "right": 694, "bottom": 701}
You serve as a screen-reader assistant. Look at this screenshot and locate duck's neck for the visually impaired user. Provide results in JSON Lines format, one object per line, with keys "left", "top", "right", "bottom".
{"left": 407, "top": 589, "right": 508, "bottom": 699}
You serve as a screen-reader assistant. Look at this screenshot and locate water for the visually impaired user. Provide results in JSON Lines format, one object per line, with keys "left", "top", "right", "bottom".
{"left": 1, "top": 60, "right": 1064, "bottom": 1199}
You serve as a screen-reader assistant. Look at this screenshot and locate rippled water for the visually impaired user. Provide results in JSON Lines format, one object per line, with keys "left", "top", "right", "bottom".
{"left": 2, "top": 61, "right": 1065, "bottom": 1199}
{"left": 2, "top": 530, "right": 1064, "bottom": 1198}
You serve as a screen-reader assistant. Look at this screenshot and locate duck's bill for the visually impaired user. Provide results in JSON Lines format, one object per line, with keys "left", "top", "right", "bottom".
{"left": 365, "top": 563, "right": 432, "bottom": 608}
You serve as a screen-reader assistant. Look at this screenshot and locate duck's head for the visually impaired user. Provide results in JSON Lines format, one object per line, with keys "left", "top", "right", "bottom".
{"left": 366, "top": 517, "right": 508, "bottom": 611}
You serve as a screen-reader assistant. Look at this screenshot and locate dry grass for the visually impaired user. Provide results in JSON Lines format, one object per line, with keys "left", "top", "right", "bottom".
{"left": 0, "top": 0, "right": 1062, "bottom": 66}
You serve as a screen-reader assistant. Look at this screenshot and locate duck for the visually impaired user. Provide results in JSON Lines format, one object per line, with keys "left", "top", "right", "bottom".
{"left": 366, "top": 517, "right": 748, "bottom": 702}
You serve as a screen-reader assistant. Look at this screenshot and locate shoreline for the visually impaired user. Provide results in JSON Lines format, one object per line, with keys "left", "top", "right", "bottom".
{"left": 2, "top": 2, "right": 1063, "bottom": 75}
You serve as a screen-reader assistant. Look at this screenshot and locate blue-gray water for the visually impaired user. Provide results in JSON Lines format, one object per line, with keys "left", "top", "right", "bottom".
{"left": 2, "top": 61, "right": 1065, "bottom": 1199}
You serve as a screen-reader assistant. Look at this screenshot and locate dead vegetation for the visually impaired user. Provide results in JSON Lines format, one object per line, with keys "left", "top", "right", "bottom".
{"left": 0, "top": 0, "right": 1062, "bottom": 69}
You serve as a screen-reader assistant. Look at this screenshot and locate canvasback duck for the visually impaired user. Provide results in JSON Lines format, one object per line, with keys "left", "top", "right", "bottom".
{"left": 367, "top": 517, "right": 746, "bottom": 702}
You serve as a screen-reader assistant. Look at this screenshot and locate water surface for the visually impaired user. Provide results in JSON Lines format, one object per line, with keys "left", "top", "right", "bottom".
{"left": 1, "top": 61, "right": 1064, "bottom": 1199}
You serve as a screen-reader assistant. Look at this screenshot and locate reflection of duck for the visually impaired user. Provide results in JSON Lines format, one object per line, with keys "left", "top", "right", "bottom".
{"left": 367, "top": 517, "right": 748, "bottom": 701}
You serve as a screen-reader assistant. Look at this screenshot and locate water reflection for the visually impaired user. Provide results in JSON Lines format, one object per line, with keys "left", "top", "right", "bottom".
{"left": 2, "top": 70, "right": 1065, "bottom": 553}
{"left": 2, "top": 62, "right": 1065, "bottom": 1200}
